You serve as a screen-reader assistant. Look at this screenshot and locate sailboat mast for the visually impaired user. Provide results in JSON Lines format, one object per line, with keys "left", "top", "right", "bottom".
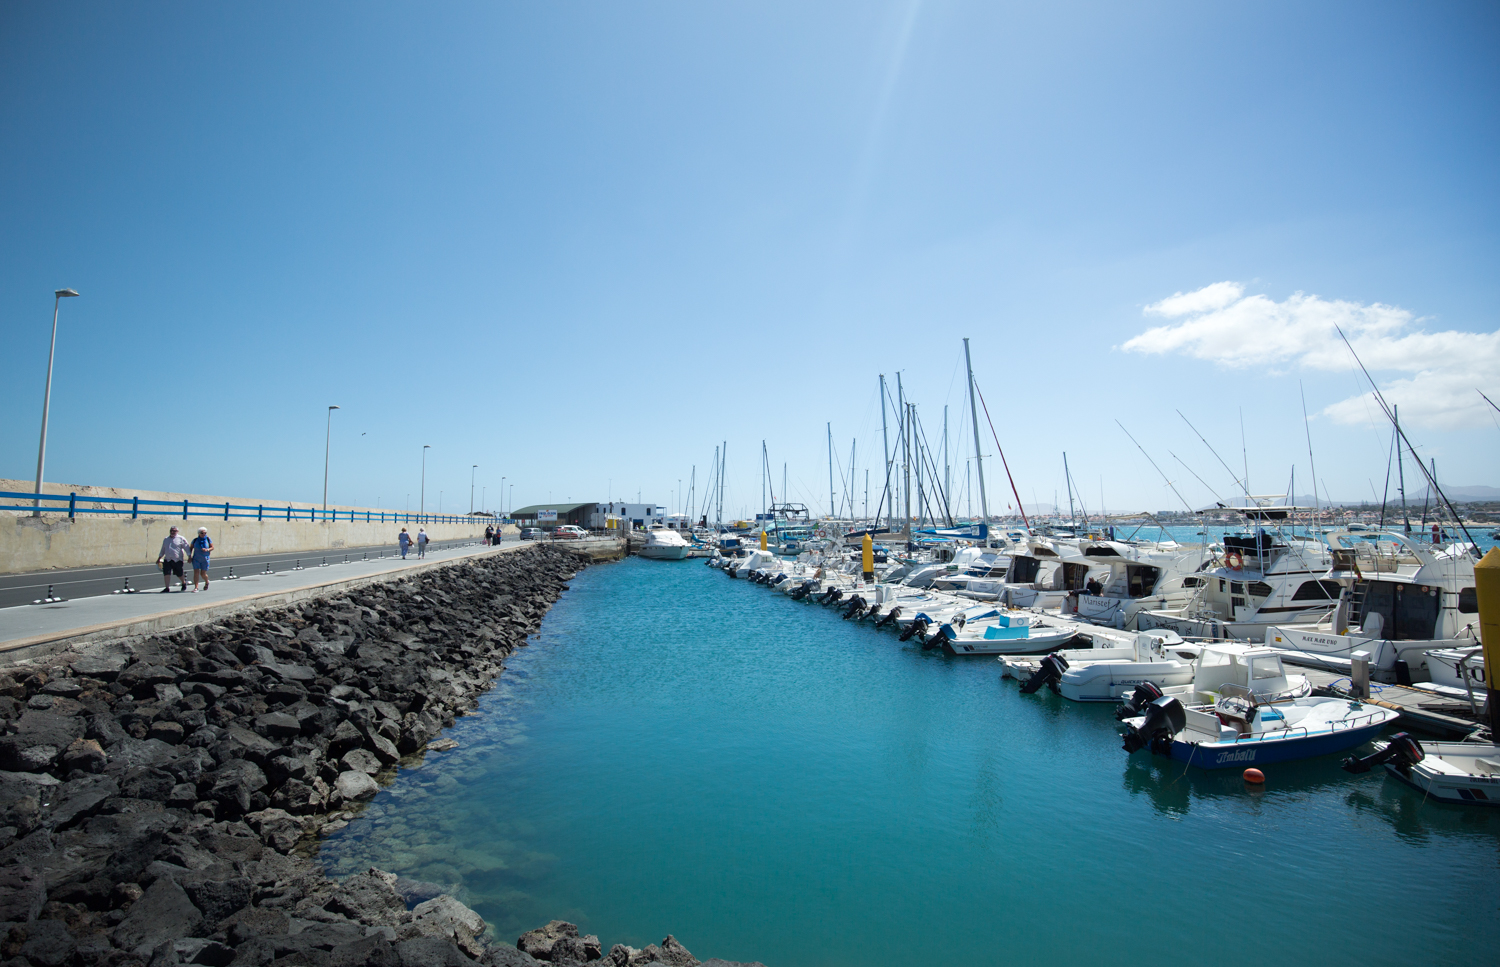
{"left": 1064, "top": 452, "right": 1076, "bottom": 525}
{"left": 904, "top": 403, "right": 913, "bottom": 536}
{"left": 1395, "top": 405, "right": 1409, "bottom": 532}
{"left": 964, "top": 338, "right": 991, "bottom": 539}
{"left": 827, "top": 422, "right": 835, "bottom": 520}
{"left": 943, "top": 405, "right": 950, "bottom": 515}
{"left": 719, "top": 441, "right": 726, "bottom": 528}
{"left": 879, "top": 375, "right": 891, "bottom": 531}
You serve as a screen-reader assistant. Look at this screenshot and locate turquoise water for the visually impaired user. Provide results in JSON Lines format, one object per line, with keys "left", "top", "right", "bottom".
{"left": 321, "top": 558, "right": 1500, "bottom": 966}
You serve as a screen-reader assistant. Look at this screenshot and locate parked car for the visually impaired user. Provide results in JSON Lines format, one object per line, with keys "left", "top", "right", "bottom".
{"left": 521, "top": 527, "right": 544, "bottom": 541}
{"left": 554, "top": 525, "right": 587, "bottom": 540}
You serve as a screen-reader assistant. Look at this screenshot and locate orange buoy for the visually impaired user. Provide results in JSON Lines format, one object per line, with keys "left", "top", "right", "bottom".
{"left": 1243, "top": 768, "right": 1265, "bottom": 784}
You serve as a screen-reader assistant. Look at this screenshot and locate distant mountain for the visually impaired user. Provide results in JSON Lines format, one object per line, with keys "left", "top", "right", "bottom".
{"left": 1409, "top": 485, "right": 1500, "bottom": 502}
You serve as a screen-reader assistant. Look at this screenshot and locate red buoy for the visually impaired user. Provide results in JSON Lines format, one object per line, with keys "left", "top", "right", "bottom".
{"left": 1243, "top": 768, "right": 1265, "bottom": 784}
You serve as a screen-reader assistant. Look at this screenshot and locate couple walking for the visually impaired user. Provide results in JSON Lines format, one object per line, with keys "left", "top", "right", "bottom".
{"left": 157, "top": 525, "right": 213, "bottom": 592}
{"left": 398, "top": 527, "right": 429, "bottom": 559}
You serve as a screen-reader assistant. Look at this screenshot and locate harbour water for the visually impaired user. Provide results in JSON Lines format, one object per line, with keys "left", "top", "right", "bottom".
{"left": 321, "top": 557, "right": 1500, "bottom": 966}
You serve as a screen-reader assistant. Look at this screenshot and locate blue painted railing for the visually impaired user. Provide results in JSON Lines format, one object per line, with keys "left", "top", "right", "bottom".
{"left": 0, "top": 490, "right": 486, "bottom": 527}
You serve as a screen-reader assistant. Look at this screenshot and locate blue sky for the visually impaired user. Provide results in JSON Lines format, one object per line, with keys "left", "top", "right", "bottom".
{"left": 3, "top": 1, "right": 1497, "bottom": 519}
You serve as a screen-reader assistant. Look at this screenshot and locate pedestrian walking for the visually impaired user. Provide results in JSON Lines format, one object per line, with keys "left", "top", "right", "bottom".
{"left": 484, "top": 524, "right": 494, "bottom": 546}
{"left": 190, "top": 527, "right": 214, "bottom": 591}
{"left": 156, "top": 526, "right": 191, "bottom": 592}
{"left": 398, "top": 527, "right": 412, "bottom": 559}
{"left": 417, "top": 527, "right": 429, "bottom": 558}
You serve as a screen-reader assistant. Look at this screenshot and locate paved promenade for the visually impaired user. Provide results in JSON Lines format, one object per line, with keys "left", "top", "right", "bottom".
{"left": 0, "top": 537, "right": 619, "bottom": 661}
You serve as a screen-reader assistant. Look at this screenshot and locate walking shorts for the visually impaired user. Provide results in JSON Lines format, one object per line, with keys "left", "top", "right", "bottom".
{"left": 162, "top": 560, "right": 184, "bottom": 578}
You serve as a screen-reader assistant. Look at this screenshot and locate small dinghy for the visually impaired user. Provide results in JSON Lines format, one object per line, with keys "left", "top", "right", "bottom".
{"left": 1343, "top": 735, "right": 1500, "bottom": 806}
{"left": 1118, "top": 685, "right": 1400, "bottom": 770}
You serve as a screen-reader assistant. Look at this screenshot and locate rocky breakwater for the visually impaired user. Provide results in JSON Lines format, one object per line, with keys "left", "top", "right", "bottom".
{"left": 0, "top": 545, "right": 762, "bottom": 966}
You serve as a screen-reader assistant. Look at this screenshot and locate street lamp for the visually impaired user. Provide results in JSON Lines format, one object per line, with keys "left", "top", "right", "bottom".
{"left": 33, "top": 288, "right": 80, "bottom": 516}
{"left": 501, "top": 476, "right": 506, "bottom": 518}
{"left": 322, "top": 405, "right": 340, "bottom": 520}
{"left": 420, "top": 445, "right": 431, "bottom": 518}
{"left": 470, "top": 465, "right": 478, "bottom": 515}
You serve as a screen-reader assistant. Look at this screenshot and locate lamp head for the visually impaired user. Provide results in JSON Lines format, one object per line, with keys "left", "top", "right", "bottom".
{"left": 329, "top": 405, "right": 340, "bottom": 411}
{"left": 55, "top": 288, "right": 79, "bottom": 298}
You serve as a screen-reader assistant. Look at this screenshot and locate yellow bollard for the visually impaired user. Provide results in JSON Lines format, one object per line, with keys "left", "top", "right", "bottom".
{"left": 760, "top": 530, "right": 767, "bottom": 551}
{"left": 1476, "top": 546, "right": 1500, "bottom": 730}
{"left": 863, "top": 532, "right": 874, "bottom": 579}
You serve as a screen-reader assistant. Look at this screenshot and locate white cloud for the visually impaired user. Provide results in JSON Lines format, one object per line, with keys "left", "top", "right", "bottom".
{"left": 1122, "top": 282, "right": 1500, "bottom": 430}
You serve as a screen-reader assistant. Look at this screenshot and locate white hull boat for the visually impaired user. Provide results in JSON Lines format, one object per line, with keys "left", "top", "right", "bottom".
{"left": 1344, "top": 735, "right": 1500, "bottom": 806}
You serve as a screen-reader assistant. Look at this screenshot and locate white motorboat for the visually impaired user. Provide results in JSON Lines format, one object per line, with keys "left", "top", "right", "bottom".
{"left": 1120, "top": 686, "right": 1400, "bottom": 770}
{"left": 932, "top": 610, "right": 1090, "bottom": 655}
{"left": 1001, "top": 630, "right": 1200, "bottom": 700}
{"left": 1054, "top": 539, "right": 1211, "bottom": 630}
{"left": 1262, "top": 529, "right": 1482, "bottom": 682}
{"left": 1343, "top": 735, "right": 1500, "bottom": 806}
{"left": 1135, "top": 507, "right": 1335, "bottom": 639}
{"left": 638, "top": 525, "right": 691, "bottom": 560}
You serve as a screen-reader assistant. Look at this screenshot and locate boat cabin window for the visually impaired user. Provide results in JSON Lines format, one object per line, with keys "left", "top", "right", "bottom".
{"left": 1126, "top": 565, "right": 1161, "bottom": 598}
{"left": 1292, "top": 580, "right": 1341, "bottom": 602}
{"left": 1458, "top": 588, "right": 1478, "bottom": 614}
{"left": 1360, "top": 582, "right": 1441, "bottom": 641}
{"left": 1246, "top": 581, "right": 1273, "bottom": 598}
{"left": 1182, "top": 576, "right": 1203, "bottom": 588}
{"left": 1218, "top": 579, "right": 1226, "bottom": 593}
{"left": 1250, "top": 657, "right": 1283, "bottom": 681}
{"left": 1010, "top": 556, "right": 1041, "bottom": 583}
{"left": 1230, "top": 582, "right": 1244, "bottom": 594}
{"left": 1061, "top": 562, "right": 1091, "bottom": 590}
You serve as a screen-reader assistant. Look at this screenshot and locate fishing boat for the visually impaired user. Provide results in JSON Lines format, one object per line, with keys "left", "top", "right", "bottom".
{"left": 932, "top": 610, "right": 1089, "bottom": 655}
{"left": 1001, "top": 630, "right": 1200, "bottom": 699}
{"left": 1053, "top": 538, "right": 1211, "bottom": 630}
{"left": 1343, "top": 735, "right": 1500, "bottom": 806}
{"left": 638, "top": 525, "right": 692, "bottom": 560}
{"left": 1263, "top": 528, "right": 1482, "bottom": 682}
{"left": 1119, "top": 686, "right": 1399, "bottom": 769}
{"left": 1135, "top": 506, "right": 1335, "bottom": 639}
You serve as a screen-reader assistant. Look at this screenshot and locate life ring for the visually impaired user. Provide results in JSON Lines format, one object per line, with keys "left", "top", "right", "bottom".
{"left": 1225, "top": 550, "right": 1244, "bottom": 571}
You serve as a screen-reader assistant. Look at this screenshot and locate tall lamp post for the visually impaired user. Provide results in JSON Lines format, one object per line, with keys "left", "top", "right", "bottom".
{"left": 322, "top": 405, "right": 340, "bottom": 520}
{"left": 33, "top": 288, "right": 80, "bottom": 516}
{"left": 501, "top": 476, "right": 506, "bottom": 518}
{"left": 470, "top": 465, "right": 478, "bottom": 515}
{"left": 420, "top": 445, "right": 431, "bottom": 519}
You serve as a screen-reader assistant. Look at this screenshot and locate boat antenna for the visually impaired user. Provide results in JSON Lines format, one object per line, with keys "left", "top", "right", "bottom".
{"left": 1116, "top": 420, "right": 1195, "bottom": 513}
{"left": 1480, "top": 388, "right": 1500, "bottom": 415}
{"left": 1334, "top": 324, "right": 1481, "bottom": 553}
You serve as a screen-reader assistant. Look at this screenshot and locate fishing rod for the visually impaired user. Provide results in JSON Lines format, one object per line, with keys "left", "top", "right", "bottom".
{"left": 1169, "top": 451, "right": 1225, "bottom": 505}
{"left": 1115, "top": 420, "right": 1195, "bottom": 513}
{"left": 1480, "top": 388, "right": 1500, "bottom": 415}
{"left": 1176, "top": 409, "right": 1253, "bottom": 503}
{"left": 1335, "top": 325, "right": 1481, "bottom": 554}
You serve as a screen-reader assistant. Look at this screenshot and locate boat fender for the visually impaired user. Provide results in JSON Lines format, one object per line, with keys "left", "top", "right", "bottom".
{"left": 1114, "top": 681, "right": 1165, "bottom": 721}
{"left": 1243, "top": 768, "right": 1265, "bottom": 784}
{"left": 1121, "top": 695, "right": 1185, "bottom": 756}
{"left": 1020, "top": 653, "right": 1070, "bottom": 695}
{"left": 1341, "top": 732, "right": 1425, "bottom": 776}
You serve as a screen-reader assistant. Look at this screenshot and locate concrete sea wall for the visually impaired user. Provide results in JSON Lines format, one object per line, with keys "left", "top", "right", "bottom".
{"left": 1, "top": 516, "right": 486, "bottom": 575}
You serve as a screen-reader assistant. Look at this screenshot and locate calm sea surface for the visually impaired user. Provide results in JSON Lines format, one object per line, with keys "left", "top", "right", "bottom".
{"left": 321, "top": 557, "right": 1499, "bottom": 967}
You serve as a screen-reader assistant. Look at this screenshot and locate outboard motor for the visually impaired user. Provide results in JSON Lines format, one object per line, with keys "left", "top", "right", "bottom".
{"left": 1114, "top": 681, "right": 1165, "bottom": 721}
{"left": 1120, "top": 695, "right": 1186, "bottom": 756}
{"left": 1020, "top": 653, "right": 1070, "bottom": 695}
{"left": 818, "top": 586, "right": 843, "bottom": 606}
{"left": 770, "top": 573, "right": 789, "bottom": 587}
{"left": 922, "top": 627, "right": 948, "bottom": 651}
{"left": 1342, "top": 732, "right": 1425, "bottom": 776}
{"left": 899, "top": 617, "right": 930, "bottom": 642}
{"left": 864, "top": 604, "right": 883, "bottom": 622}
{"left": 875, "top": 606, "right": 902, "bottom": 629}
{"left": 790, "top": 580, "right": 817, "bottom": 601}
{"left": 842, "top": 596, "right": 867, "bottom": 620}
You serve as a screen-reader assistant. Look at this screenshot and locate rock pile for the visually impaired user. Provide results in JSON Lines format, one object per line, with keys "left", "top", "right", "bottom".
{"left": 0, "top": 545, "right": 763, "bottom": 966}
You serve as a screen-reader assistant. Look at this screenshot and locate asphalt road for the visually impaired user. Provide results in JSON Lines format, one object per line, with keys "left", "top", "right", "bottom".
{"left": 0, "top": 539, "right": 502, "bottom": 609}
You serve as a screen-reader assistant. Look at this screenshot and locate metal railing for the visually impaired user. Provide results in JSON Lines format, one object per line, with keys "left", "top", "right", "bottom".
{"left": 0, "top": 490, "right": 489, "bottom": 527}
